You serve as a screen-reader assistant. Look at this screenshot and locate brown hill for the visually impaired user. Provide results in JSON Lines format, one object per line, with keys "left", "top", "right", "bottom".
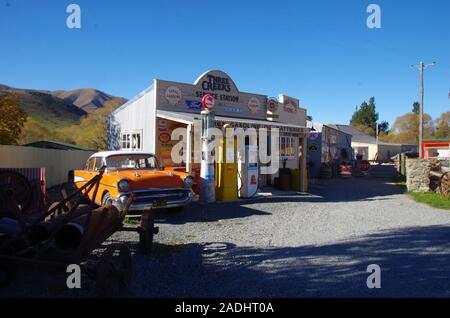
{"left": 51, "top": 88, "right": 127, "bottom": 113}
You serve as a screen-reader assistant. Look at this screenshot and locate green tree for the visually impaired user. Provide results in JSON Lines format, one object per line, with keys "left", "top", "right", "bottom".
{"left": 350, "top": 97, "right": 379, "bottom": 136}
{"left": 0, "top": 94, "right": 28, "bottom": 145}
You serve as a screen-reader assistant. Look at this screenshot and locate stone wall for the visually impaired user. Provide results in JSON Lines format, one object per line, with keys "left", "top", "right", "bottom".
{"left": 406, "top": 158, "right": 431, "bottom": 192}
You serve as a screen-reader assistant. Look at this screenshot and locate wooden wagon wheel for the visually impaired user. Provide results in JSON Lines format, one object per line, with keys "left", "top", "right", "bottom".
{"left": 439, "top": 172, "right": 450, "bottom": 198}
{"left": 0, "top": 171, "right": 33, "bottom": 212}
{"left": 96, "top": 243, "right": 132, "bottom": 298}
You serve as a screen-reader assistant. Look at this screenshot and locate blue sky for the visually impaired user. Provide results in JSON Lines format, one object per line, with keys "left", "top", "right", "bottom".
{"left": 1, "top": 0, "right": 449, "bottom": 125}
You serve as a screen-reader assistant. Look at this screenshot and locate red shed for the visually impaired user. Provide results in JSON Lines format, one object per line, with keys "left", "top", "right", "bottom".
{"left": 422, "top": 138, "right": 450, "bottom": 159}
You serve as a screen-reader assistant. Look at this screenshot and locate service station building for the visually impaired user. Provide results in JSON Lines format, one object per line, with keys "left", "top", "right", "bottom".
{"left": 107, "top": 70, "right": 309, "bottom": 197}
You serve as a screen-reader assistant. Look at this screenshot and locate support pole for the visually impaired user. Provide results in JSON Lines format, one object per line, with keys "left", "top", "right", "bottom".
{"left": 200, "top": 109, "right": 216, "bottom": 203}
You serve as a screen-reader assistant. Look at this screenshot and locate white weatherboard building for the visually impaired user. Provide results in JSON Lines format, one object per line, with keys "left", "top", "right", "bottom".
{"left": 107, "top": 70, "right": 309, "bottom": 191}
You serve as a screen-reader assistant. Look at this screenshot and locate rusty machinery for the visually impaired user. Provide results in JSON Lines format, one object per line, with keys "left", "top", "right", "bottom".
{"left": 0, "top": 169, "right": 159, "bottom": 297}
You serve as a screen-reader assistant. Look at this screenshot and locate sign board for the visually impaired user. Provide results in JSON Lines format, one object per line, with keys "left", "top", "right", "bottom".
{"left": 308, "top": 143, "right": 319, "bottom": 151}
{"left": 309, "top": 131, "right": 319, "bottom": 140}
{"left": 201, "top": 94, "right": 215, "bottom": 109}
{"left": 156, "top": 70, "right": 267, "bottom": 120}
{"left": 358, "top": 160, "right": 371, "bottom": 173}
{"left": 266, "top": 94, "right": 306, "bottom": 126}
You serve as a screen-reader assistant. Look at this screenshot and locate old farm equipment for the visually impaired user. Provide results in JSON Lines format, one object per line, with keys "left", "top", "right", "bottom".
{"left": 438, "top": 171, "right": 450, "bottom": 198}
{"left": 0, "top": 168, "right": 158, "bottom": 297}
{"left": 429, "top": 160, "right": 450, "bottom": 198}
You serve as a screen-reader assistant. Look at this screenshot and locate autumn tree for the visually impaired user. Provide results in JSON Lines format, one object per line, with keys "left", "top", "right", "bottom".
{"left": 58, "top": 99, "right": 122, "bottom": 150}
{"left": 19, "top": 117, "right": 55, "bottom": 144}
{"left": 434, "top": 111, "right": 450, "bottom": 138}
{"left": 387, "top": 112, "right": 434, "bottom": 145}
{"left": 0, "top": 94, "right": 28, "bottom": 145}
{"left": 350, "top": 97, "right": 379, "bottom": 136}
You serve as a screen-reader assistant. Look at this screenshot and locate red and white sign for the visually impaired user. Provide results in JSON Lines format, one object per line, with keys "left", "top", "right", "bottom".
{"left": 201, "top": 94, "right": 215, "bottom": 109}
{"left": 358, "top": 160, "right": 371, "bottom": 173}
{"left": 309, "top": 131, "right": 319, "bottom": 140}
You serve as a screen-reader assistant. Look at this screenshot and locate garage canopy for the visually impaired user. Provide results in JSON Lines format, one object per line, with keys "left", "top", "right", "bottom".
{"left": 156, "top": 110, "right": 309, "bottom": 133}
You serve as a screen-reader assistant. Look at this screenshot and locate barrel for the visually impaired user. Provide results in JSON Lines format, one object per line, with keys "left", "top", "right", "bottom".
{"left": 320, "top": 165, "right": 332, "bottom": 179}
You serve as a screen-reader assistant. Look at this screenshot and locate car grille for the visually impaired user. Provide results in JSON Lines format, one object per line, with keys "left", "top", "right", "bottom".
{"left": 132, "top": 189, "right": 190, "bottom": 203}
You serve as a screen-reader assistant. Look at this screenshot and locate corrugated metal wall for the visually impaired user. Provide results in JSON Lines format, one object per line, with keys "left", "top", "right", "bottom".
{"left": 0, "top": 145, "right": 93, "bottom": 187}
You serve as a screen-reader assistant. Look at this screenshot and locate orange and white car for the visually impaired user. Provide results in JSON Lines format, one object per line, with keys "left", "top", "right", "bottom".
{"left": 73, "top": 151, "right": 194, "bottom": 212}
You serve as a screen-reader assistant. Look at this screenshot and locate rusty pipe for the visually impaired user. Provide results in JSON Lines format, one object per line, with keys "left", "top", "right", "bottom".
{"left": 54, "top": 205, "right": 120, "bottom": 251}
{"left": 28, "top": 205, "right": 91, "bottom": 244}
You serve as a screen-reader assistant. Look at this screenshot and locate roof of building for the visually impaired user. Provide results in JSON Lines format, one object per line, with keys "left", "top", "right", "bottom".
{"left": 157, "top": 110, "right": 309, "bottom": 130}
{"left": 23, "top": 140, "right": 95, "bottom": 151}
{"left": 423, "top": 138, "right": 450, "bottom": 142}
{"left": 307, "top": 121, "right": 353, "bottom": 138}
{"left": 332, "top": 124, "right": 416, "bottom": 147}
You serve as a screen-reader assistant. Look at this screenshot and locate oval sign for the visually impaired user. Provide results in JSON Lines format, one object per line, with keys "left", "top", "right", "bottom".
{"left": 248, "top": 97, "right": 261, "bottom": 114}
{"left": 159, "top": 132, "right": 171, "bottom": 143}
{"left": 201, "top": 94, "right": 215, "bottom": 109}
{"left": 165, "top": 86, "right": 182, "bottom": 105}
{"left": 267, "top": 98, "right": 278, "bottom": 112}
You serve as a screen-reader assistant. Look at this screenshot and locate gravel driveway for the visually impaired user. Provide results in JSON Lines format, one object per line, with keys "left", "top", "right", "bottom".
{"left": 2, "top": 177, "right": 450, "bottom": 297}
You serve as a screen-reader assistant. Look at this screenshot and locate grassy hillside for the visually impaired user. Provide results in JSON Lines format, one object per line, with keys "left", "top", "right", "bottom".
{"left": 0, "top": 89, "right": 86, "bottom": 128}
{"left": 0, "top": 84, "right": 127, "bottom": 147}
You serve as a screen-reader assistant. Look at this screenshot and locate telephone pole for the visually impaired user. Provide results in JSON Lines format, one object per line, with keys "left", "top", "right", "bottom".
{"left": 411, "top": 61, "right": 436, "bottom": 158}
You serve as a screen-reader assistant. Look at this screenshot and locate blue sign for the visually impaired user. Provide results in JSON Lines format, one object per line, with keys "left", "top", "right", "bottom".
{"left": 185, "top": 100, "right": 202, "bottom": 110}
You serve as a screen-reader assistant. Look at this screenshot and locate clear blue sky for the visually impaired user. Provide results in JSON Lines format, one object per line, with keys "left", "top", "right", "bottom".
{"left": 1, "top": 0, "right": 449, "bottom": 125}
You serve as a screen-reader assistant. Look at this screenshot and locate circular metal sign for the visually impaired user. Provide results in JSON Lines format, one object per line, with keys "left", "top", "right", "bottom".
{"left": 358, "top": 160, "right": 371, "bottom": 173}
{"left": 201, "top": 94, "right": 215, "bottom": 109}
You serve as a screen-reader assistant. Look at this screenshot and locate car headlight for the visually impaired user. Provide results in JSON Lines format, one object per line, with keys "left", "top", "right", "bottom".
{"left": 183, "top": 176, "right": 194, "bottom": 187}
{"left": 117, "top": 179, "right": 130, "bottom": 192}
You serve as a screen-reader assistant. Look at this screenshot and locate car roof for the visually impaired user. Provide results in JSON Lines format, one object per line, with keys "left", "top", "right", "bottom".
{"left": 88, "top": 151, "right": 155, "bottom": 160}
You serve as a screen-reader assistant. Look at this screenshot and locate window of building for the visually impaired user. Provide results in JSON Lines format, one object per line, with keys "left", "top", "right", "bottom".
{"left": 121, "top": 130, "right": 142, "bottom": 151}
{"left": 280, "top": 135, "right": 296, "bottom": 158}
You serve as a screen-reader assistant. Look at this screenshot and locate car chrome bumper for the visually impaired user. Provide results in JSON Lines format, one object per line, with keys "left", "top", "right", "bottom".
{"left": 113, "top": 188, "right": 195, "bottom": 211}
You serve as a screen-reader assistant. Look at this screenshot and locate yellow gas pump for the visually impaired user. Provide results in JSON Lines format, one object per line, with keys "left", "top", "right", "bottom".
{"left": 215, "top": 134, "right": 238, "bottom": 201}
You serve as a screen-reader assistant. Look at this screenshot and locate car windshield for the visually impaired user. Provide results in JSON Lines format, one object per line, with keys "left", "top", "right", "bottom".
{"left": 105, "top": 154, "right": 159, "bottom": 170}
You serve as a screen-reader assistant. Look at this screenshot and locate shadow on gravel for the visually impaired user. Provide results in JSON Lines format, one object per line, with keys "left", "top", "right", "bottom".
{"left": 132, "top": 224, "right": 450, "bottom": 298}
{"left": 156, "top": 178, "right": 404, "bottom": 225}
{"left": 154, "top": 202, "right": 272, "bottom": 225}
{"left": 258, "top": 178, "right": 404, "bottom": 205}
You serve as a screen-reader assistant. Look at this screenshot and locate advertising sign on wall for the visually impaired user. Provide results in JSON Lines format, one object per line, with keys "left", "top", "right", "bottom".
{"left": 156, "top": 70, "right": 267, "bottom": 120}
{"left": 157, "top": 119, "right": 186, "bottom": 167}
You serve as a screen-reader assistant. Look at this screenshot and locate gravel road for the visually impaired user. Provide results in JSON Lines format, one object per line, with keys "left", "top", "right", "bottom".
{"left": 2, "top": 177, "right": 450, "bottom": 297}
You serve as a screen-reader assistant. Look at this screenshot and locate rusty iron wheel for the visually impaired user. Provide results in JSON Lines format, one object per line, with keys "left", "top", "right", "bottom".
{"left": 439, "top": 172, "right": 450, "bottom": 198}
{"left": 95, "top": 243, "right": 132, "bottom": 298}
{"left": 0, "top": 171, "right": 33, "bottom": 212}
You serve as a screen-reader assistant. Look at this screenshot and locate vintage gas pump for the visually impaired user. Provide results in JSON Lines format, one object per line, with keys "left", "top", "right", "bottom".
{"left": 237, "top": 145, "right": 259, "bottom": 198}
{"left": 215, "top": 125, "right": 238, "bottom": 201}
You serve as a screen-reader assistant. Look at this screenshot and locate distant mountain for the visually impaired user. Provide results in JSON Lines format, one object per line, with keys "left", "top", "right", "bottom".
{"left": 0, "top": 86, "right": 87, "bottom": 128}
{"left": 51, "top": 88, "right": 127, "bottom": 113}
{"left": 0, "top": 84, "right": 127, "bottom": 128}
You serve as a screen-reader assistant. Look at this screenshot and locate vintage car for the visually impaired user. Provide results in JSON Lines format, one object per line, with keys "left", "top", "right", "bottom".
{"left": 73, "top": 151, "right": 194, "bottom": 212}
